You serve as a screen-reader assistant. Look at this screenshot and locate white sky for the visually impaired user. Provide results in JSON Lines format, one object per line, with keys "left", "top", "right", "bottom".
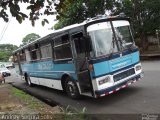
{"left": 0, "top": 3, "right": 57, "bottom": 46}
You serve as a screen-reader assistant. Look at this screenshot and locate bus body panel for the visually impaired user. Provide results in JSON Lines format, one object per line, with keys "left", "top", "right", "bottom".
{"left": 94, "top": 72, "right": 143, "bottom": 97}
{"left": 21, "top": 60, "right": 78, "bottom": 90}
{"left": 92, "top": 51, "right": 139, "bottom": 78}
{"left": 90, "top": 50, "right": 143, "bottom": 97}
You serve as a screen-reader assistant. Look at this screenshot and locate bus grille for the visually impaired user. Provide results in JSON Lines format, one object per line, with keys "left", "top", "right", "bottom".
{"left": 113, "top": 68, "right": 135, "bottom": 82}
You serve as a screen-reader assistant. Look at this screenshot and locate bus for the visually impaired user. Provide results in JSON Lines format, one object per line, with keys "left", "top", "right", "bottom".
{"left": 13, "top": 14, "right": 144, "bottom": 99}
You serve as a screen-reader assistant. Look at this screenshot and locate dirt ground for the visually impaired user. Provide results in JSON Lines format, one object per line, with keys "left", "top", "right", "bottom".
{"left": 0, "top": 84, "right": 63, "bottom": 120}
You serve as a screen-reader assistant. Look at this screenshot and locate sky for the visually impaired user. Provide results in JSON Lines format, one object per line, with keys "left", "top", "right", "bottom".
{"left": 0, "top": 3, "right": 57, "bottom": 46}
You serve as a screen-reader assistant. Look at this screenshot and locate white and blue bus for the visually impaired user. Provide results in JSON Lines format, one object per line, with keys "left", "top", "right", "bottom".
{"left": 13, "top": 14, "right": 143, "bottom": 99}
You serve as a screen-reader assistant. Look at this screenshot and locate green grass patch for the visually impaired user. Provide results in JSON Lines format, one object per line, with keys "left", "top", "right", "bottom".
{"left": 11, "top": 87, "right": 45, "bottom": 109}
{"left": 11, "top": 88, "right": 89, "bottom": 120}
{"left": 59, "top": 106, "right": 89, "bottom": 120}
{"left": 11, "top": 87, "right": 30, "bottom": 101}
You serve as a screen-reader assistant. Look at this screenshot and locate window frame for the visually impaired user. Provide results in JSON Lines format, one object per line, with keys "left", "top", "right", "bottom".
{"left": 52, "top": 34, "right": 73, "bottom": 61}
{"left": 19, "top": 49, "right": 26, "bottom": 62}
{"left": 25, "top": 49, "right": 31, "bottom": 62}
{"left": 40, "top": 43, "right": 53, "bottom": 60}
{"left": 29, "top": 44, "right": 41, "bottom": 61}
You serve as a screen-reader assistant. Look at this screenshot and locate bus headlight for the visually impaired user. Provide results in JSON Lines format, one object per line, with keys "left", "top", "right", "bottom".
{"left": 136, "top": 65, "right": 141, "bottom": 71}
{"left": 99, "top": 76, "right": 110, "bottom": 85}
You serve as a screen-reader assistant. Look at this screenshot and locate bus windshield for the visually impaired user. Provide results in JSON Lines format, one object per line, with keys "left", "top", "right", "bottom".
{"left": 87, "top": 22, "right": 118, "bottom": 57}
{"left": 112, "top": 20, "right": 133, "bottom": 48}
{"left": 87, "top": 20, "right": 133, "bottom": 57}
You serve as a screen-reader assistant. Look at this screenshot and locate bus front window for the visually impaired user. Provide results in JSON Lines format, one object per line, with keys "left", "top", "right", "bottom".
{"left": 87, "top": 22, "right": 118, "bottom": 57}
{"left": 112, "top": 20, "right": 134, "bottom": 48}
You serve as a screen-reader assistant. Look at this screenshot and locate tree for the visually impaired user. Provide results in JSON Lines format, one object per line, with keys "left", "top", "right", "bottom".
{"left": 54, "top": 0, "right": 86, "bottom": 30}
{"left": 112, "top": 0, "right": 160, "bottom": 51}
{"left": 0, "top": 51, "right": 10, "bottom": 61}
{"left": 0, "top": 0, "right": 56, "bottom": 26}
{"left": 54, "top": 0, "right": 115, "bottom": 30}
{"left": 54, "top": 0, "right": 160, "bottom": 51}
{"left": 21, "top": 33, "right": 40, "bottom": 46}
{"left": 0, "top": 44, "right": 18, "bottom": 52}
{"left": 0, "top": 44, "right": 18, "bottom": 61}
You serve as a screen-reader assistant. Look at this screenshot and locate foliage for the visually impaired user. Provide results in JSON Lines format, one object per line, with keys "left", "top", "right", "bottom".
{"left": 1, "top": 0, "right": 159, "bottom": 51}
{"left": 0, "top": 44, "right": 18, "bottom": 61}
{"left": 54, "top": 0, "right": 116, "bottom": 30}
{"left": 0, "top": 0, "right": 56, "bottom": 26}
{"left": 54, "top": 0, "right": 160, "bottom": 51}
{"left": 21, "top": 33, "right": 40, "bottom": 46}
{"left": 111, "top": 0, "right": 160, "bottom": 50}
{"left": 59, "top": 105, "right": 87, "bottom": 120}
{"left": 0, "top": 44, "right": 18, "bottom": 52}
{"left": 114, "top": 0, "right": 160, "bottom": 34}
{"left": 54, "top": 0, "right": 85, "bottom": 30}
{"left": 0, "top": 51, "right": 10, "bottom": 61}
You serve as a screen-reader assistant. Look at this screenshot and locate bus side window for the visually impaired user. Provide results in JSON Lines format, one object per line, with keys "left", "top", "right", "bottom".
{"left": 53, "top": 34, "right": 72, "bottom": 60}
{"left": 40, "top": 44, "right": 52, "bottom": 59}
{"left": 19, "top": 49, "right": 26, "bottom": 62}
{"left": 30, "top": 44, "right": 40, "bottom": 61}
{"left": 25, "top": 49, "right": 31, "bottom": 61}
{"left": 31, "top": 50, "right": 37, "bottom": 60}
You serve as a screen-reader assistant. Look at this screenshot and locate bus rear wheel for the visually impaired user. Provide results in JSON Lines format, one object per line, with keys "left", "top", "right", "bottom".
{"left": 65, "top": 77, "right": 80, "bottom": 99}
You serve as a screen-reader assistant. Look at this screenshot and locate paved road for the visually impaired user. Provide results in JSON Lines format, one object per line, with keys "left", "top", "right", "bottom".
{"left": 5, "top": 61, "right": 160, "bottom": 115}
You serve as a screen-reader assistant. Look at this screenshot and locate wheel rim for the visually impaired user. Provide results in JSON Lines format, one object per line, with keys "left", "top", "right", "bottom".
{"left": 27, "top": 77, "right": 31, "bottom": 85}
{"left": 67, "top": 81, "right": 76, "bottom": 96}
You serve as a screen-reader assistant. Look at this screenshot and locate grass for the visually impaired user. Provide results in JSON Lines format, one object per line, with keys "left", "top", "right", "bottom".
{"left": 11, "top": 87, "right": 45, "bottom": 109}
{"left": 11, "top": 87, "right": 88, "bottom": 120}
{"left": 59, "top": 105, "right": 89, "bottom": 120}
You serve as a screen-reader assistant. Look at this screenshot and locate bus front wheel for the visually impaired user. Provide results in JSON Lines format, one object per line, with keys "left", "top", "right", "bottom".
{"left": 65, "top": 77, "right": 80, "bottom": 99}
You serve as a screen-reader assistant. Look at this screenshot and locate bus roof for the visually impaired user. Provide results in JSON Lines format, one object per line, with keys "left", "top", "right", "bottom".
{"left": 13, "top": 14, "right": 129, "bottom": 54}
{"left": 13, "top": 22, "right": 87, "bottom": 54}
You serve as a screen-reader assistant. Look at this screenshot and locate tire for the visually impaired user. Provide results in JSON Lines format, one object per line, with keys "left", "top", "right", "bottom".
{"left": 65, "top": 77, "right": 80, "bottom": 99}
{"left": 26, "top": 75, "right": 33, "bottom": 87}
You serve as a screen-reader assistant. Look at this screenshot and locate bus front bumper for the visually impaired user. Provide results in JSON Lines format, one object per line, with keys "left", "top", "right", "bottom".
{"left": 95, "top": 72, "right": 144, "bottom": 98}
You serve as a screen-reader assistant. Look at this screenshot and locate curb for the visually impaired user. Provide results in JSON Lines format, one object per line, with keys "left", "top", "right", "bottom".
{"left": 10, "top": 83, "right": 59, "bottom": 107}
{"left": 140, "top": 53, "right": 160, "bottom": 60}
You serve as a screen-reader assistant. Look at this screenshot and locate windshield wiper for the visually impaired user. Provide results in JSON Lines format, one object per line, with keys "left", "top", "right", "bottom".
{"left": 116, "top": 36, "right": 135, "bottom": 52}
{"left": 108, "top": 37, "right": 116, "bottom": 59}
{"left": 116, "top": 36, "right": 126, "bottom": 51}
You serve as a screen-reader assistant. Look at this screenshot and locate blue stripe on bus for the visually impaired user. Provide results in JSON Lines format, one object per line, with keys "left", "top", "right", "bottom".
{"left": 92, "top": 51, "right": 139, "bottom": 78}
{"left": 21, "top": 60, "right": 78, "bottom": 80}
{"left": 92, "top": 62, "right": 139, "bottom": 78}
{"left": 29, "top": 72, "right": 77, "bottom": 80}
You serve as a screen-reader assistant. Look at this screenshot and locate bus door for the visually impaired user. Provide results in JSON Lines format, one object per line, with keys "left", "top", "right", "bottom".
{"left": 71, "top": 32, "right": 93, "bottom": 96}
